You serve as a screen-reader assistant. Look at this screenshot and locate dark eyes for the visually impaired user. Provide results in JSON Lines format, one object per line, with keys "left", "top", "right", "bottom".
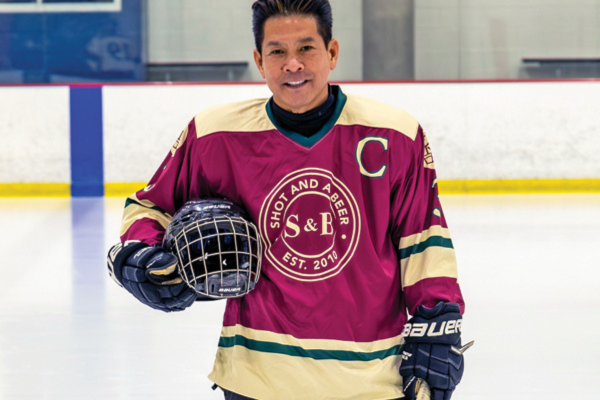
{"left": 269, "top": 46, "right": 313, "bottom": 56}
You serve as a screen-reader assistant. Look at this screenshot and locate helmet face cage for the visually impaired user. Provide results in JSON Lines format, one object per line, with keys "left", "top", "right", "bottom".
{"left": 163, "top": 200, "right": 262, "bottom": 300}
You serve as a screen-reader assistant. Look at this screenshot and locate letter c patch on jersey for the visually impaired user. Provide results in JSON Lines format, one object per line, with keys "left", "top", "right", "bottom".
{"left": 356, "top": 137, "right": 389, "bottom": 178}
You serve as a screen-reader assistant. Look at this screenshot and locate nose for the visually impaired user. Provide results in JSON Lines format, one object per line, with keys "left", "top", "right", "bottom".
{"left": 283, "top": 54, "right": 304, "bottom": 73}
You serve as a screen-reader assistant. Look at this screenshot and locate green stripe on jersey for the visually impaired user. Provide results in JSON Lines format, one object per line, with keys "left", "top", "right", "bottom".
{"left": 124, "top": 197, "right": 166, "bottom": 213}
{"left": 218, "top": 335, "right": 403, "bottom": 362}
{"left": 398, "top": 236, "right": 454, "bottom": 260}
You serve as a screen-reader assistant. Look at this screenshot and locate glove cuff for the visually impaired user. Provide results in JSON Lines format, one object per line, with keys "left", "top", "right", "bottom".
{"left": 107, "top": 240, "right": 148, "bottom": 286}
{"left": 415, "top": 302, "right": 460, "bottom": 319}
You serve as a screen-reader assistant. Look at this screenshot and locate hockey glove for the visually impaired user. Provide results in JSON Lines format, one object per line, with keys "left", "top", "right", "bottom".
{"left": 107, "top": 241, "right": 197, "bottom": 312}
{"left": 400, "top": 302, "right": 473, "bottom": 400}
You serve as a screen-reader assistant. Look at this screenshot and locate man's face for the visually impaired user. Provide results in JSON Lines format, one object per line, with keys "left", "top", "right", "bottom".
{"left": 253, "top": 15, "right": 339, "bottom": 114}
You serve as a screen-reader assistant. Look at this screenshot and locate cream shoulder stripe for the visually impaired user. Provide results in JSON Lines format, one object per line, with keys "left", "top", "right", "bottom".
{"left": 219, "top": 324, "right": 403, "bottom": 353}
{"left": 338, "top": 94, "right": 420, "bottom": 140}
{"left": 194, "top": 98, "right": 276, "bottom": 138}
{"left": 119, "top": 194, "right": 172, "bottom": 236}
{"left": 400, "top": 247, "right": 458, "bottom": 288}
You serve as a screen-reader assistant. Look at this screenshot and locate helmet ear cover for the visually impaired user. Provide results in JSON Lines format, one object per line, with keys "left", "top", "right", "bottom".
{"left": 162, "top": 199, "right": 262, "bottom": 300}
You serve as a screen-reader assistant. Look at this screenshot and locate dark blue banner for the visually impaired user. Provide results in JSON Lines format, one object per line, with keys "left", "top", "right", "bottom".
{"left": 0, "top": 0, "right": 143, "bottom": 83}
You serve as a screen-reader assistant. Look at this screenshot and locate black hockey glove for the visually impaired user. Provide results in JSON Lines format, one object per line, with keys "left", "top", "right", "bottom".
{"left": 400, "top": 302, "right": 473, "bottom": 400}
{"left": 107, "top": 241, "right": 197, "bottom": 312}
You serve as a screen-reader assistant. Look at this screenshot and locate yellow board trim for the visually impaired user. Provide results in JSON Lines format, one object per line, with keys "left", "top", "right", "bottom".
{"left": 0, "top": 183, "right": 70, "bottom": 197}
{"left": 104, "top": 179, "right": 600, "bottom": 196}
{"left": 2, "top": 179, "right": 600, "bottom": 197}
{"left": 439, "top": 179, "right": 600, "bottom": 194}
{"left": 104, "top": 182, "right": 147, "bottom": 197}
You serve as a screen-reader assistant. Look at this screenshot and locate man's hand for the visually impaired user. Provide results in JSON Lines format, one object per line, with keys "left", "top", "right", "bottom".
{"left": 107, "top": 241, "right": 197, "bottom": 312}
{"left": 400, "top": 302, "right": 472, "bottom": 400}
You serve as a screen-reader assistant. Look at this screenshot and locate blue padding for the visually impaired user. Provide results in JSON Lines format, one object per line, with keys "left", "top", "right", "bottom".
{"left": 70, "top": 86, "right": 104, "bottom": 197}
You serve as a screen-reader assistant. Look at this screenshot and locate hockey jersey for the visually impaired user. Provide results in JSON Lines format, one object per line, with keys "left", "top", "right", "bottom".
{"left": 119, "top": 86, "right": 464, "bottom": 400}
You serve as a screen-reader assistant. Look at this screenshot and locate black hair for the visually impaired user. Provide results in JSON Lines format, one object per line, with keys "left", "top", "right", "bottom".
{"left": 251, "top": 0, "right": 333, "bottom": 54}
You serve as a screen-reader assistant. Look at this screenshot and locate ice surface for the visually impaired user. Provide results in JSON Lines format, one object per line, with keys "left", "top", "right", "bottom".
{"left": 0, "top": 194, "right": 598, "bottom": 399}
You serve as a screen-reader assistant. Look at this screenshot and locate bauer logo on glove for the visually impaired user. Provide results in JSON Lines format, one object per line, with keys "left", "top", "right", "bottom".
{"left": 402, "top": 318, "right": 462, "bottom": 339}
{"left": 400, "top": 302, "right": 474, "bottom": 400}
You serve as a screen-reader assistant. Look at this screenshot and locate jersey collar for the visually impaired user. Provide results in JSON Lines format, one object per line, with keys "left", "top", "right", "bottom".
{"left": 265, "top": 86, "right": 348, "bottom": 149}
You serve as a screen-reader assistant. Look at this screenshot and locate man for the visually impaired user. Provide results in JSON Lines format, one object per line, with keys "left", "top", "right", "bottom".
{"left": 107, "top": 1, "right": 468, "bottom": 399}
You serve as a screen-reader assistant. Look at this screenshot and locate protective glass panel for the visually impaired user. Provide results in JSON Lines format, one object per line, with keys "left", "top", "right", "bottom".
{"left": 0, "top": 0, "right": 139, "bottom": 83}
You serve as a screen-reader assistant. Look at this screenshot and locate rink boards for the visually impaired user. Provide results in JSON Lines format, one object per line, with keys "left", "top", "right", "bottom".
{"left": 1, "top": 81, "right": 599, "bottom": 196}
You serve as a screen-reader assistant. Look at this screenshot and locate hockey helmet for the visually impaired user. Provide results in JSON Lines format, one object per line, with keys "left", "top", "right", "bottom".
{"left": 162, "top": 198, "right": 262, "bottom": 300}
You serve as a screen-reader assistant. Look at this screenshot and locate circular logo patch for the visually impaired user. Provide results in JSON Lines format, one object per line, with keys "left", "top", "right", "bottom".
{"left": 259, "top": 168, "right": 361, "bottom": 281}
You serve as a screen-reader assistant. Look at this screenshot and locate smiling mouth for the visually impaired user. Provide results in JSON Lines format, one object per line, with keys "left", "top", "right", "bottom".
{"left": 284, "top": 80, "right": 308, "bottom": 87}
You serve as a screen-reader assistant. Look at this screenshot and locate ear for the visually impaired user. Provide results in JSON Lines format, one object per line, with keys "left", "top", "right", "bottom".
{"left": 253, "top": 49, "right": 266, "bottom": 79}
{"left": 327, "top": 39, "right": 340, "bottom": 71}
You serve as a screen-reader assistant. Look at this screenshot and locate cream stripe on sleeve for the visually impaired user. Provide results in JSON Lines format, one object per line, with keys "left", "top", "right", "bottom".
{"left": 119, "top": 194, "right": 172, "bottom": 236}
{"left": 398, "top": 225, "right": 458, "bottom": 287}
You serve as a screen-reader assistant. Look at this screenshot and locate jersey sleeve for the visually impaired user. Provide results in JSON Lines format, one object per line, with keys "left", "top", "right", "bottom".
{"left": 390, "top": 126, "right": 465, "bottom": 315}
{"left": 119, "top": 118, "right": 208, "bottom": 246}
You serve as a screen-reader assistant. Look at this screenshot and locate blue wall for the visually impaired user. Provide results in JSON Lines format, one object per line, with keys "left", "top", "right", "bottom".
{"left": 0, "top": 0, "right": 143, "bottom": 83}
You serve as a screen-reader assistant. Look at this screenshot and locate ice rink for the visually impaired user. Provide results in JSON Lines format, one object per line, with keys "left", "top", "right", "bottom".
{"left": 1, "top": 194, "right": 598, "bottom": 400}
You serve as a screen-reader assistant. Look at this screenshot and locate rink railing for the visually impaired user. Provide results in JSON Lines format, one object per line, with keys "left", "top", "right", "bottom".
{"left": 1, "top": 80, "right": 599, "bottom": 197}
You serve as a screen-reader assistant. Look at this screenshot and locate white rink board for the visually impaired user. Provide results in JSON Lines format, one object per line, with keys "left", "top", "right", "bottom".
{"left": 102, "top": 84, "right": 272, "bottom": 182}
{"left": 1, "top": 81, "right": 600, "bottom": 183}
{"left": 103, "top": 81, "right": 600, "bottom": 182}
{"left": 0, "top": 86, "right": 70, "bottom": 183}
{"left": 342, "top": 82, "right": 600, "bottom": 180}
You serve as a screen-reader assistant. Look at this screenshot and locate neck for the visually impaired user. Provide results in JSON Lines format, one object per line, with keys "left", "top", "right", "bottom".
{"left": 270, "top": 85, "right": 338, "bottom": 138}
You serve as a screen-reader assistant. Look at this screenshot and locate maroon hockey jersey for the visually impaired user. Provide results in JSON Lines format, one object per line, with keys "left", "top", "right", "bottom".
{"left": 119, "top": 86, "right": 464, "bottom": 400}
